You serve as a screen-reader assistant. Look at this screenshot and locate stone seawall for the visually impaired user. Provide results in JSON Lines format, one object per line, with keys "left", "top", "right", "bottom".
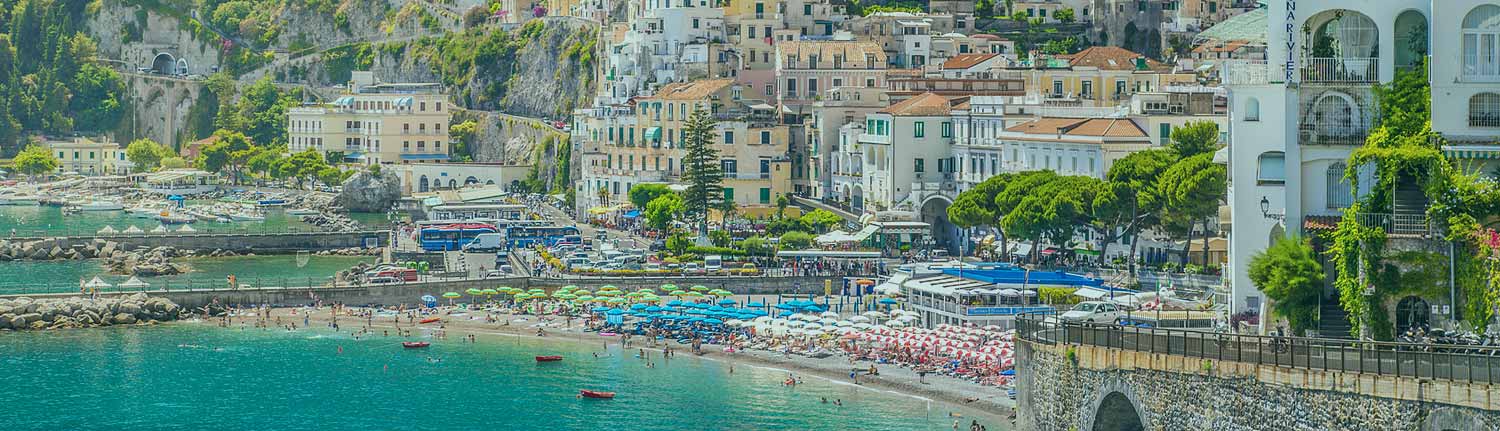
{"left": 78, "top": 275, "right": 838, "bottom": 309}
{"left": 1014, "top": 340, "right": 1500, "bottom": 431}
{"left": 0, "top": 293, "right": 183, "bottom": 330}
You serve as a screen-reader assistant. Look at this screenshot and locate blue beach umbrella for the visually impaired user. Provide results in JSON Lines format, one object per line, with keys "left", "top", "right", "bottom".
{"left": 704, "top": 319, "right": 723, "bottom": 325}
{"left": 606, "top": 309, "right": 625, "bottom": 316}
{"left": 718, "top": 299, "right": 737, "bottom": 306}
{"left": 592, "top": 306, "right": 612, "bottom": 313}
{"left": 667, "top": 300, "right": 684, "bottom": 306}
{"left": 878, "top": 298, "right": 898, "bottom": 305}
{"left": 747, "top": 302, "right": 766, "bottom": 308}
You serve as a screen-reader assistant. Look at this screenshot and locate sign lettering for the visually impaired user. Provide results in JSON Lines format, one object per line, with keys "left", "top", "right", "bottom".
{"left": 1284, "top": 0, "right": 1298, "bottom": 84}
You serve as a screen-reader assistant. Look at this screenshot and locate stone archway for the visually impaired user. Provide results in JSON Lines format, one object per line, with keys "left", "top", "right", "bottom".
{"left": 1082, "top": 378, "right": 1152, "bottom": 431}
{"left": 151, "top": 53, "right": 176, "bottom": 74}
{"left": 465, "top": 176, "right": 479, "bottom": 186}
{"left": 851, "top": 185, "right": 865, "bottom": 213}
{"left": 448, "top": 179, "right": 457, "bottom": 189}
{"left": 919, "top": 195, "right": 956, "bottom": 254}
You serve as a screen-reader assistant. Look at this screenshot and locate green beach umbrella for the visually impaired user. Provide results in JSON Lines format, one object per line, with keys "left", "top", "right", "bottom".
{"left": 660, "top": 283, "right": 677, "bottom": 291}
{"left": 442, "top": 292, "right": 462, "bottom": 298}
{"left": 528, "top": 288, "right": 545, "bottom": 294}
{"left": 670, "top": 290, "right": 688, "bottom": 296}
{"left": 573, "top": 289, "right": 591, "bottom": 296}
{"left": 577, "top": 295, "right": 595, "bottom": 302}
{"left": 625, "top": 291, "right": 642, "bottom": 298}
{"left": 600, "top": 285, "right": 618, "bottom": 291}
{"left": 596, "top": 290, "right": 618, "bottom": 297}
{"left": 558, "top": 293, "right": 578, "bottom": 300}
{"left": 607, "top": 297, "right": 628, "bottom": 304}
{"left": 563, "top": 285, "right": 579, "bottom": 291}
{"left": 637, "top": 288, "right": 655, "bottom": 294}
{"left": 466, "top": 288, "right": 483, "bottom": 295}
{"left": 481, "top": 288, "right": 498, "bottom": 295}
{"left": 690, "top": 285, "right": 709, "bottom": 292}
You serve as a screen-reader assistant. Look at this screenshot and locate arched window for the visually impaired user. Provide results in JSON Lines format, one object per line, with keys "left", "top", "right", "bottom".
{"left": 1464, "top": 5, "right": 1500, "bottom": 79}
{"left": 1244, "top": 97, "right": 1260, "bottom": 122}
{"left": 1257, "top": 151, "right": 1286, "bottom": 184}
{"left": 1469, "top": 93, "right": 1500, "bottom": 127}
{"left": 1326, "top": 162, "right": 1353, "bottom": 209}
{"left": 1394, "top": 11, "right": 1428, "bottom": 69}
{"left": 1310, "top": 93, "right": 1364, "bottom": 137}
{"left": 418, "top": 175, "right": 429, "bottom": 193}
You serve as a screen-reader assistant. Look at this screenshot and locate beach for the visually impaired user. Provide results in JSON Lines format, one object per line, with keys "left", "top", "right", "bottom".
{"left": 202, "top": 304, "right": 1017, "bottom": 428}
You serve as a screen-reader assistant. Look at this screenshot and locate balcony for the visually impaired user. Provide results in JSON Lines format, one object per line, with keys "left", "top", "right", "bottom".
{"left": 724, "top": 172, "right": 770, "bottom": 180}
{"left": 1355, "top": 213, "right": 1432, "bottom": 237}
{"left": 1219, "top": 60, "right": 1270, "bottom": 85}
{"left": 1301, "top": 58, "right": 1378, "bottom": 84}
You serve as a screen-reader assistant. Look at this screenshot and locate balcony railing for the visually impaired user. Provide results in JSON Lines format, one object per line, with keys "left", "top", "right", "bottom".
{"left": 724, "top": 172, "right": 770, "bottom": 180}
{"left": 1355, "top": 213, "right": 1432, "bottom": 237}
{"left": 1219, "top": 60, "right": 1270, "bottom": 85}
{"left": 1301, "top": 57, "right": 1378, "bottom": 84}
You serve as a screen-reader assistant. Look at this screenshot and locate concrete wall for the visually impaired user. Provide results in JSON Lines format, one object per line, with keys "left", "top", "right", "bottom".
{"left": 11, "top": 231, "right": 390, "bottom": 254}
{"left": 1014, "top": 340, "right": 1500, "bottom": 431}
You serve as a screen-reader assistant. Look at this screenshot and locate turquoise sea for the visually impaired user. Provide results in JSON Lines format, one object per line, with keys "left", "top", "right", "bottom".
{"left": 0, "top": 325, "right": 1004, "bottom": 430}
{"left": 0, "top": 255, "right": 377, "bottom": 295}
{"left": 0, "top": 204, "right": 391, "bottom": 237}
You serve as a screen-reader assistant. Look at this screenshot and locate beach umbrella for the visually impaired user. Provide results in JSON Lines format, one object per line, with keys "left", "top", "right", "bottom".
{"left": 573, "top": 289, "right": 591, "bottom": 296}
{"left": 577, "top": 295, "right": 595, "bottom": 302}
{"left": 850, "top": 316, "right": 872, "bottom": 323}
{"left": 853, "top": 323, "right": 873, "bottom": 330}
{"left": 670, "top": 290, "right": 688, "bottom": 296}
{"left": 600, "top": 284, "right": 618, "bottom": 291}
{"left": 746, "top": 302, "right": 766, "bottom": 308}
{"left": 878, "top": 298, "right": 899, "bottom": 305}
{"left": 558, "top": 294, "right": 578, "bottom": 300}
{"left": 528, "top": 288, "right": 545, "bottom": 294}
{"left": 689, "top": 285, "right": 709, "bottom": 292}
{"left": 862, "top": 311, "right": 888, "bottom": 319}
{"left": 592, "top": 306, "right": 611, "bottom": 313}
{"left": 835, "top": 320, "right": 853, "bottom": 327}
{"left": 717, "top": 298, "right": 737, "bottom": 306}
{"left": 667, "top": 300, "right": 684, "bottom": 306}
{"left": 703, "top": 318, "right": 723, "bottom": 325}
{"left": 803, "top": 305, "right": 825, "bottom": 313}
{"left": 821, "top": 311, "right": 839, "bottom": 318}
{"left": 819, "top": 318, "right": 837, "bottom": 325}
{"left": 660, "top": 283, "right": 678, "bottom": 291}
{"left": 563, "top": 285, "right": 579, "bottom": 291}
{"left": 637, "top": 288, "right": 656, "bottom": 294}
{"left": 725, "top": 319, "right": 744, "bottom": 327}
{"left": 607, "top": 297, "right": 628, "bottom": 304}
{"left": 442, "top": 292, "right": 461, "bottom": 298}
{"left": 480, "top": 288, "right": 498, "bottom": 295}
{"left": 607, "top": 309, "right": 624, "bottom": 316}
{"left": 887, "top": 320, "right": 908, "bottom": 328}
{"left": 466, "top": 288, "right": 484, "bottom": 295}
{"left": 596, "top": 290, "right": 618, "bottom": 297}
{"left": 513, "top": 293, "right": 529, "bottom": 300}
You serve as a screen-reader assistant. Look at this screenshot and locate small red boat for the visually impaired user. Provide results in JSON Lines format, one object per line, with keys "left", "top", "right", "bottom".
{"left": 419, "top": 317, "right": 441, "bottom": 324}
{"left": 535, "top": 355, "right": 563, "bottom": 362}
{"left": 579, "top": 390, "right": 615, "bottom": 399}
{"left": 402, "top": 342, "right": 430, "bottom": 348}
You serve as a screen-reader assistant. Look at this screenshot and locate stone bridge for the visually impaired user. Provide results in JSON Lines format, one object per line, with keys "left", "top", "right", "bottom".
{"left": 125, "top": 72, "right": 205, "bottom": 149}
{"left": 1013, "top": 319, "right": 1500, "bottom": 431}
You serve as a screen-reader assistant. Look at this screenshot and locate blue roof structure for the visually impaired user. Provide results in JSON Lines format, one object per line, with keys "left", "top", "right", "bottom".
{"left": 940, "top": 267, "right": 1104, "bottom": 288}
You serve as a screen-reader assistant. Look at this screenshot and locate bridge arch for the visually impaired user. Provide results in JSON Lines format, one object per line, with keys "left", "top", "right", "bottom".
{"left": 1082, "top": 378, "right": 1151, "bottom": 431}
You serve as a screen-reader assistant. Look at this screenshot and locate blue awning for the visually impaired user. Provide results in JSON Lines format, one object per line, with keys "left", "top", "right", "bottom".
{"left": 622, "top": 210, "right": 641, "bottom": 218}
{"left": 400, "top": 154, "right": 451, "bottom": 161}
{"left": 645, "top": 127, "right": 662, "bottom": 142}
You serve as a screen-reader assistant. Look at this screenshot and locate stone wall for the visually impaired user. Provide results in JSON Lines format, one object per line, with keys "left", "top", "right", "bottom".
{"left": 8, "top": 231, "right": 390, "bottom": 255}
{"left": 1015, "top": 340, "right": 1500, "bottom": 431}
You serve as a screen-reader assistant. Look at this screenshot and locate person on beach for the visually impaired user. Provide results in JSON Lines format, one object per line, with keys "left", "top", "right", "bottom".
{"left": 849, "top": 370, "right": 858, "bottom": 384}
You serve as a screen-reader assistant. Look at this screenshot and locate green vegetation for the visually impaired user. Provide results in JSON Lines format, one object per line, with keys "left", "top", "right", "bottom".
{"left": 11, "top": 144, "right": 58, "bottom": 178}
{"left": 448, "top": 119, "right": 479, "bottom": 162}
{"left": 628, "top": 183, "right": 673, "bottom": 209}
{"left": 1328, "top": 60, "right": 1500, "bottom": 337}
{"left": 679, "top": 109, "right": 723, "bottom": 235}
{"left": 321, "top": 42, "right": 375, "bottom": 84}
{"left": 1247, "top": 236, "right": 1324, "bottom": 336}
{"left": 644, "top": 192, "right": 685, "bottom": 232}
{"left": 125, "top": 138, "right": 172, "bottom": 171}
{"left": 0, "top": 0, "right": 130, "bottom": 155}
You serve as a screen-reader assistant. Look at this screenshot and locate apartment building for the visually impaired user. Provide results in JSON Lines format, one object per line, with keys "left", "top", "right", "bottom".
{"left": 286, "top": 73, "right": 449, "bottom": 165}
{"left": 774, "top": 39, "right": 889, "bottom": 109}
{"left": 807, "top": 86, "right": 891, "bottom": 199}
{"left": 47, "top": 138, "right": 131, "bottom": 176}
{"left": 1001, "top": 46, "right": 1198, "bottom": 108}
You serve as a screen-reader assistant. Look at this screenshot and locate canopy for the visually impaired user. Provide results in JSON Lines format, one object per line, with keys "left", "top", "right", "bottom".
{"left": 83, "top": 276, "right": 111, "bottom": 288}
{"left": 118, "top": 276, "right": 149, "bottom": 288}
{"left": 123, "top": 225, "right": 145, "bottom": 234}
{"left": 97, "top": 225, "right": 118, "bottom": 234}
{"left": 175, "top": 225, "right": 195, "bottom": 233}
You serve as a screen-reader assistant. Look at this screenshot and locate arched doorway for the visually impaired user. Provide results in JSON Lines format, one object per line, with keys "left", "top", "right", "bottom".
{"left": 418, "top": 175, "right": 429, "bottom": 193}
{"left": 1396, "top": 296, "right": 1430, "bottom": 333}
{"left": 1093, "top": 392, "right": 1145, "bottom": 431}
{"left": 1304, "top": 10, "right": 1379, "bottom": 82}
{"left": 1394, "top": 10, "right": 1428, "bottom": 69}
{"left": 448, "top": 179, "right": 457, "bottom": 189}
{"left": 920, "top": 196, "right": 956, "bottom": 255}
{"left": 850, "top": 185, "right": 864, "bottom": 213}
{"left": 485, "top": 180, "right": 495, "bottom": 185}
{"left": 465, "top": 176, "right": 479, "bottom": 186}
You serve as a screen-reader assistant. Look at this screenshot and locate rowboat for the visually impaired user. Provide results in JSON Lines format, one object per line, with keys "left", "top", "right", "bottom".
{"left": 579, "top": 390, "right": 615, "bottom": 399}
{"left": 535, "top": 355, "right": 563, "bottom": 362}
{"left": 402, "top": 341, "right": 430, "bottom": 348}
{"left": 419, "top": 317, "right": 441, "bottom": 324}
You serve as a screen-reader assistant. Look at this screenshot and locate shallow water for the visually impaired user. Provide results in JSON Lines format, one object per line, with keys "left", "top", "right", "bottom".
{"left": 0, "top": 255, "right": 376, "bottom": 295}
{"left": 0, "top": 325, "right": 1006, "bottom": 430}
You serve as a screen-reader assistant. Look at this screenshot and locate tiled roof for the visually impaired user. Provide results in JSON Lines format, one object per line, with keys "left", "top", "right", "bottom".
{"left": 1063, "top": 46, "right": 1167, "bottom": 71}
{"left": 942, "top": 53, "right": 997, "bottom": 69}
{"left": 880, "top": 93, "right": 955, "bottom": 116}
{"left": 1006, "top": 118, "right": 1147, "bottom": 138}
{"left": 652, "top": 79, "right": 734, "bottom": 100}
{"left": 1303, "top": 215, "right": 1341, "bottom": 231}
{"left": 777, "top": 41, "right": 887, "bottom": 69}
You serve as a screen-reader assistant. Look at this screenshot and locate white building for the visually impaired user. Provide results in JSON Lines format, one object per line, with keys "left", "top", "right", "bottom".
{"left": 1223, "top": 0, "right": 1465, "bottom": 324}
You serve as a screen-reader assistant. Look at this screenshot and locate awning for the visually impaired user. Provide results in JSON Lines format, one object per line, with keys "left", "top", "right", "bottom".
{"left": 645, "top": 127, "right": 662, "bottom": 142}
{"left": 1073, "top": 248, "right": 1100, "bottom": 257}
{"left": 1443, "top": 145, "right": 1500, "bottom": 160}
{"left": 622, "top": 210, "right": 641, "bottom": 218}
{"left": 1010, "top": 243, "right": 1033, "bottom": 257}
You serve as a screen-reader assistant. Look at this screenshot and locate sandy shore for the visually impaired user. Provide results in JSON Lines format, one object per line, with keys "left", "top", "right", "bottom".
{"left": 201, "top": 305, "right": 1016, "bottom": 427}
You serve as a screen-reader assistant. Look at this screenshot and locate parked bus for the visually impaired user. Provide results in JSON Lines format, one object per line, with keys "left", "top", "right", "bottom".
{"left": 417, "top": 223, "right": 499, "bottom": 252}
{"left": 506, "top": 225, "right": 582, "bottom": 248}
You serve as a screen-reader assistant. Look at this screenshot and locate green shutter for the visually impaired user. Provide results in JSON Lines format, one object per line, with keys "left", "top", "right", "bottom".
{"left": 724, "top": 188, "right": 735, "bottom": 201}
{"left": 760, "top": 188, "right": 771, "bottom": 204}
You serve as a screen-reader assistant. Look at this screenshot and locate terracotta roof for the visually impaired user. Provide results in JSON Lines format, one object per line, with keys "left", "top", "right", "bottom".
{"left": 777, "top": 41, "right": 887, "bottom": 69}
{"left": 1005, "top": 118, "right": 1147, "bottom": 138}
{"left": 1063, "top": 46, "right": 1168, "bottom": 71}
{"left": 879, "top": 93, "right": 956, "bottom": 116}
{"left": 942, "top": 53, "right": 997, "bottom": 69}
{"left": 1304, "top": 215, "right": 1341, "bottom": 231}
{"left": 652, "top": 79, "right": 734, "bottom": 101}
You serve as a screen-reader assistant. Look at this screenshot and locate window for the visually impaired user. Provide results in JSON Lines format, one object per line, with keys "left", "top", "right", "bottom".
{"left": 1326, "top": 162, "right": 1353, "bottom": 209}
{"left": 723, "top": 188, "right": 735, "bottom": 202}
{"left": 1464, "top": 6, "right": 1500, "bottom": 79}
{"left": 1159, "top": 123, "right": 1172, "bottom": 146}
{"left": 914, "top": 121, "right": 926, "bottom": 138}
{"left": 1081, "top": 80, "right": 1093, "bottom": 97}
{"left": 786, "top": 78, "right": 797, "bottom": 97}
{"left": 803, "top": 4, "right": 811, "bottom": 15}
{"left": 724, "top": 131, "right": 735, "bottom": 144}
{"left": 760, "top": 188, "right": 771, "bottom": 204}
{"left": 722, "top": 159, "right": 737, "bottom": 173}
{"left": 760, "top": 159, "right": 770, "bottom": 176}
{"left": 832, "top": 78, "right": 843, "bottom": 87}
{"left": 1257, "top": 152, "right": 1286, "bottom": 184}
{"left": 1470, "top": 93, "right": 1500, "bottom": 127}
{"left": 1245, "top": 97, "right": 1261, "bottom": 121}
{"left": 1052, "top": 80, "right": 1063, "bottom": 96}
{"left": 760, "top": 130, "right": 771, "bottom": 145}
{"left": 914, "top": 158, "right": 925, "bottom": 173}
{"left": 808, "top": 78, "right": 818, "bottom": 94}
{"left": 693, "top": 18, "right": 700, "bottom": 29}
{"left": 941, "top": 122, "right": 952, "bottom": 138}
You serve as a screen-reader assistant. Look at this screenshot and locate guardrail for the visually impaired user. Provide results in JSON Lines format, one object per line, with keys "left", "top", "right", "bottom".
{"left": 0, "top": 275, "right": 482, "bottom": 297}
{"left": 1016, "top": 317, "right": 1499, "bottom": 385}
{"left": 4, "top": 225, "right": 394, "bottom": 240}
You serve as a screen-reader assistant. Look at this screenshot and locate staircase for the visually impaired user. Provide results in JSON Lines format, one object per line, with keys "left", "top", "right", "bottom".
{"left": 1390, "top": 180, "right": 1429, "bottom": 236}
{"left": 1317, "top": 298, "right": 1354, "bottom": 339}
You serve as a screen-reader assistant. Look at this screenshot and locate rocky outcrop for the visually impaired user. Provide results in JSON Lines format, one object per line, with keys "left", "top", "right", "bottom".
{"left": 0, "top": 294, "right": 182, "bottom": 330}
{"left": 103, "top": 246, "right": 188, "bottom": 277}
{"left": 336, "top": 169, "right": 402, "bottom": 213}
{"left": 316, "top": 247, "right": 383, "bottom": 256}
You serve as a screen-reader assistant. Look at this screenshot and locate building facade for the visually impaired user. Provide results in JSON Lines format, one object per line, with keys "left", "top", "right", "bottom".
{"left": 286, "top": 73, "right": 450, "bottom": 165}
{"left": 48, "top": 138, "right": 131, "bottom": 176}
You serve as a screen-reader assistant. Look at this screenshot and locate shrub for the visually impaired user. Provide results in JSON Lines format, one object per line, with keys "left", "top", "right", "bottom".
{"left": 779, "top": 231, "right": 813, "bottom": 249}
{"left": 1038, "top": 287, "right": 1080, "bottom": 306}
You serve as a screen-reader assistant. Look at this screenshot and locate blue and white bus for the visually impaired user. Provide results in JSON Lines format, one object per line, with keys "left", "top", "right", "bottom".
{"left": 506, "top": 225, "right": 582, "bottom": 248}
{"left": 417, "top": 223, "right": 499, "bottom": 252}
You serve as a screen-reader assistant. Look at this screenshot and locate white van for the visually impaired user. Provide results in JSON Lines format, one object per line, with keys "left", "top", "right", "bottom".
{"left": 704, "top": 255, "right": 723, "bottom": 273}
{"left": 462, "top": 233, "right": 505, "bottom": 253}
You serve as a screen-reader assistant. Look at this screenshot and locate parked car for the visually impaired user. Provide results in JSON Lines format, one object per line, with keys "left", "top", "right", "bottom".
{"left": 683, "top": 263, "right": 703, "bottom": 274}
{"left": 1060, "top": 301, "right": 1125, "bottom": 324}
{"left": 366, "top": 276, "right": 400, "bottom": 284}
{"left": 482, "top": 270, "right": 509, "bottom": 279}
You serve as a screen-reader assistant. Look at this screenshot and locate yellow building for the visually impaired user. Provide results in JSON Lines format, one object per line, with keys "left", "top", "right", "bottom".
{"left": 1001, "top": 47, "right": 1198, "bottom": 108}
{"left": 47, "top": 138, "right": 131, "bottom": 176}
{"left": 286, "top": 72, "right": 451, "bottom": 165}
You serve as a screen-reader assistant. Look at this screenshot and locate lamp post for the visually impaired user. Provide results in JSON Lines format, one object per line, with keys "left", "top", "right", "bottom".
{"left": 1260, "top": 196, "right": 1285, "bottom": 221}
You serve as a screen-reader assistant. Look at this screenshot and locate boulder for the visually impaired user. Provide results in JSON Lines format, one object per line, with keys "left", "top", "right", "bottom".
{"left": 12, "top": 313, "right": 40, "bottom": 328}
{"left": 48, "top": 245, "right": 63, "bottom": 259}
{"left": 111, "top": 313, "right": 136, "bottom": 325}
{"left": 0, "top": 314, "right": 11, "bottom": 329}
{"left": 117, "top": 302, "right": 141, "bottom": 316}
{"left": 335, "top": 169, "right": 402, "bottom": 212}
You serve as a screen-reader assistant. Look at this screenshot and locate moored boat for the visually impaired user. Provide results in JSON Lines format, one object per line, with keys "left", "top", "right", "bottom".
{"left": 284, "top": 208, "right": 320, "bottom": 216}
{"left": 402, "top": 342, "right": 430, "bottom": 348}
{"left": 154, "top": 211, "right": 195, "bottom": 224}
{"left": 79, "top": 200, "right": 125, "bottom": 211}
{"left": 535, "top": 356, "right": 563, "bottom": 362}
{"left": 579, "top": 390, "right": 615, "bottom": 399}
{"left": 0, "top": 194, "right": 38, "bottom": 205}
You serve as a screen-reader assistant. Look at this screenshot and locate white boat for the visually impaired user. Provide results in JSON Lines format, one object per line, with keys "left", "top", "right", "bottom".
{"left": 127, "top": 206, "right": 162, "bottom": 218}
{"left": 0, "top": 194, "right": 38, "bottom": 205}
{"left": 229, "top": 212, "right": 266, "bottom": 221}
{"left": 284, "top": 208, "right": 320, "bottom": 216}
{"left": 78, "top": 200, "right": 125, "bottom": 211}
{"left": 153, "top": 211, "right": 195, "bottom": 224}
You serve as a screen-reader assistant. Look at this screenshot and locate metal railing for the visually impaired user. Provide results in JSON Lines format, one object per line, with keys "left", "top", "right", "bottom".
{"left": 1220, "top": 60, "right": 1270, "bottom": 85}
{"left": 4, "top": 225, "right": 394, "bottom": 240}
{"left": 1016, "top": 317, "right": 1499, "bottom": 385}
{"left": 0, "top": 274, "right": 488, "bottom": 297}
{"left": 1302, "top": 57, "right": 1379, "bottom": 83}
{"left": 1354, "top": 213, "right": 1430, "bottom": 236}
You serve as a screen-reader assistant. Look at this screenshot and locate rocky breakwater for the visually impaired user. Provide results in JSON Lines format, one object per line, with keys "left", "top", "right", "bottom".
{"left": 0, "top": 293, "right": 183, "bottom": 330}
{"left": 300, "top": 213, "right": 363, "bottom": 232}
{"left": 103, "top": 246, "right": 188, "bottom": 277}
{"left": 316, "top": 247, "right": 382, "bottom": 256}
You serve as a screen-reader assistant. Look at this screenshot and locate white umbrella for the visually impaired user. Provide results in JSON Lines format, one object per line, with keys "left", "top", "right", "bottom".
{"left": 122, "top": 225, "right": 144, "bottom": 234}
{"left": 771, "top": 319, "right": 789, "bottom": 326}
{"left": 835, "top": 320, "right": 853, "bottom": 327}
{"left": 820, "top": 311, "right": 839, "bottom": 318}
{"left": 849, "top": 316, "right": 872, "bottom": 323}
{"left": 804, "top": 323, "right": 823, "bottom": 331}
{"left": 787, "top": 320, "right": 806, "bottom": 328}
{"left": 83, "top": 276, "right": 111, "bottom": 289}
{"left": 862, "top": 311, "right": 888, "bottom": 319}
{"left": 897, "top": 314, "right": 920, "bottom": 322}
{"left": 799, "top": 314, "right": 821, "bottom": 321}
{"left": 177, "top": 225, "right": 196, "bottom": 233}
{"left": 853, "top": 323, "right": 873, "bottom": 330}
{"left": 725, "top": 319, "right": 745, "bottom": 327}
{"left": 150, "top": 225, "right": 169, "bottom": 234}
{"left": 821, "top": 325, "right": 839, "bottom": 333}
{"left": 118, "top": 276, "right": 150, "bottom": 289}
{"left": 886, "top": 320, "right": 907, "bottom": 327}
{"left": 97, "top": 225, "right": 118, "bottom": 235}
{"left": 788, "top": 313, "right": 807, "bottom": 321}
{"left": 752, "top": 316, "right": 773, "bottom": 324}
{"left": 819, "top": 317, "right": 837, "bottom": 325}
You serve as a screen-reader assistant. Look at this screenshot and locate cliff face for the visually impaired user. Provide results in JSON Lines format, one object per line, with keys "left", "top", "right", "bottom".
{"left": 370, "top": 17, "right": 599, "bottom": 119}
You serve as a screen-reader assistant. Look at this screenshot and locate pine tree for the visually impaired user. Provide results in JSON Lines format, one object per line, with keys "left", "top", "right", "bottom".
{"left": 679, "top": 108, "right": 723, "bottom": 236}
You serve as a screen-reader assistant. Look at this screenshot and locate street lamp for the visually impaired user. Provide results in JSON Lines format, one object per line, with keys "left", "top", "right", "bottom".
{"left": 1259, "top": 196, "right": 1285, "bottom": 221}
